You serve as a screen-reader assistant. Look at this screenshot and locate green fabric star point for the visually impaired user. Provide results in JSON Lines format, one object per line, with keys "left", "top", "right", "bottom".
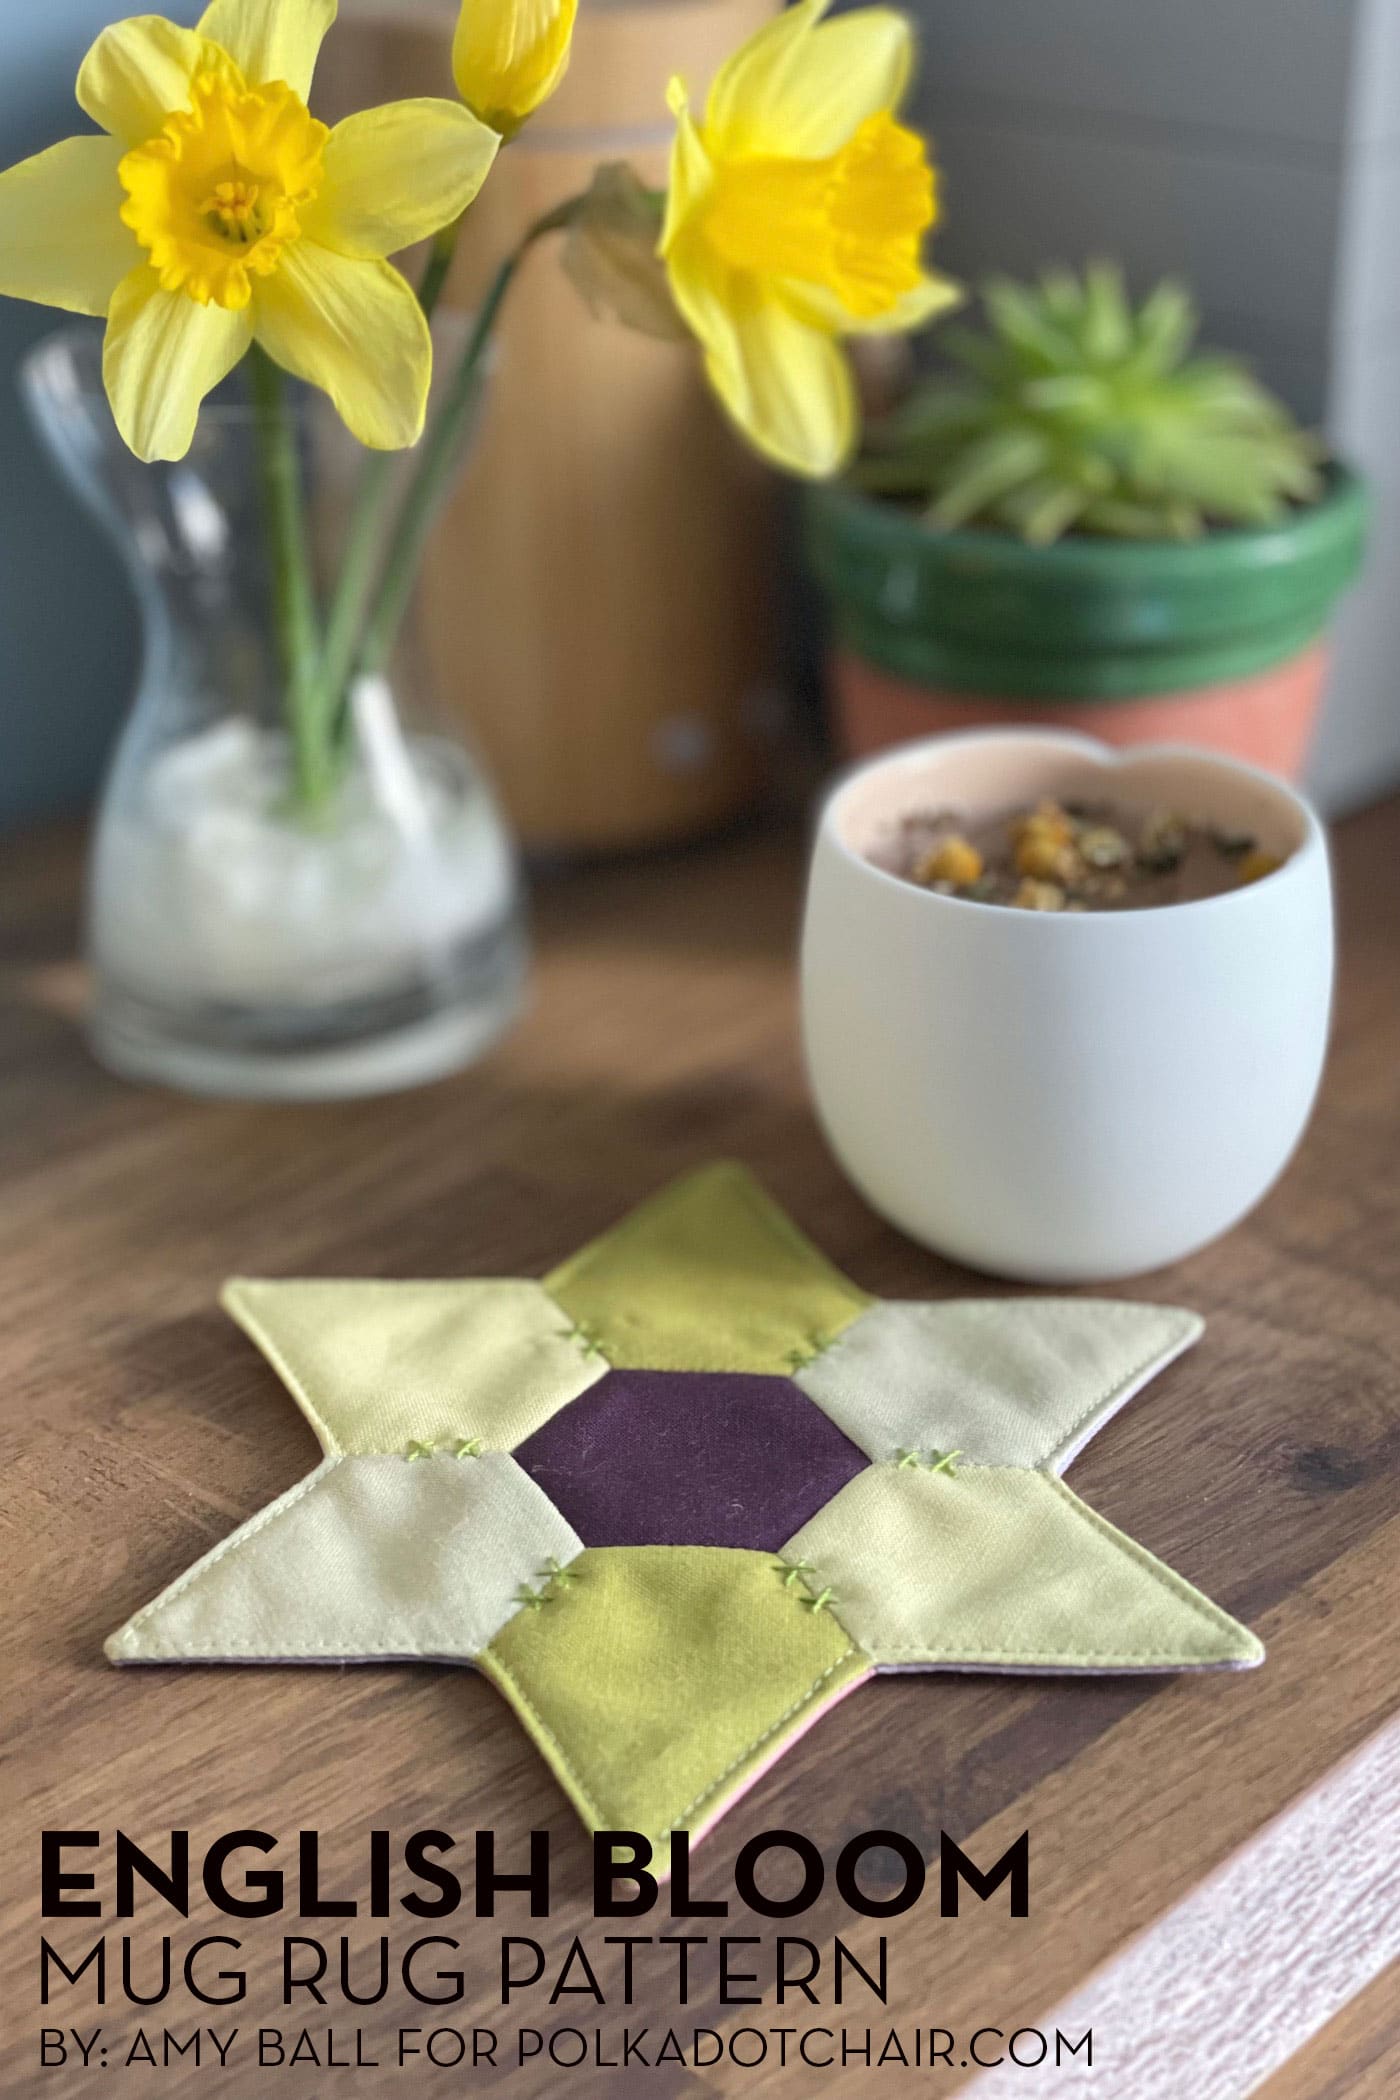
{"left": 106, "top": 1164, "right": 1261, "bottom": 1865}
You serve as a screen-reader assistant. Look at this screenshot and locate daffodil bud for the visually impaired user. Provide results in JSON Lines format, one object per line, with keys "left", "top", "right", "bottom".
{"left": 452, "top": 0, "right": 579, "bottom": 139}
{"left": 562, "top": 163, "right": 688, "bottom": 343}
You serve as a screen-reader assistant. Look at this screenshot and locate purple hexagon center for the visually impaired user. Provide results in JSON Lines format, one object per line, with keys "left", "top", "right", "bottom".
{"left": 512, "top": 1369, "right": 868, "bottom": 1551}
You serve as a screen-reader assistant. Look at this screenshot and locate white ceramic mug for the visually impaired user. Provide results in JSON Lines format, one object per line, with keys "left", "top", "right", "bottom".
{"left": 801, "top": 730, "right": 1334, "bottom": 1282}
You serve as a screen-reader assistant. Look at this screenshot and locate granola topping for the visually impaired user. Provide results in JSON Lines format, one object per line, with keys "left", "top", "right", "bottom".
{"left": 870, "top": 795, "right": 1287, "bottom": 911}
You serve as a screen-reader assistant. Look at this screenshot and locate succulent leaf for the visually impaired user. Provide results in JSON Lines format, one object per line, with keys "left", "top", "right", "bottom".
{"left": 854, "top": 266, "right": 1322, "bottom": 541}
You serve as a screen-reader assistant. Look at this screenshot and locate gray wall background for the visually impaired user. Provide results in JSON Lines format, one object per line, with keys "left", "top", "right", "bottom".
{"left": 1, "top": 1, "right": 1396, "bottom": 828}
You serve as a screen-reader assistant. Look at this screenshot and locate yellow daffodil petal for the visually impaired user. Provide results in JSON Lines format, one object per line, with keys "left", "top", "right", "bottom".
{"left": 103, "top": 266, "right": 252, "bottom": 460}
{"left": 197, "top": 0, "right": 337, "bottom": 99}
{"left": 0, "top": 136, "right": 140, "bottom": 317}
{"left": 303, "top": 100, "right": 499, "bottom": 261}
{"left": 669, "top": 242, "right": 855, "bottom": 477}
{"left": 785, "top": 267, "right": 962, "bottom": 335}
{"left": 252, "top": 242, "right": 430, "bottom": 450}
{"left": 659, "top": 81, "right": 713, "bottom": 253}
{"left": 861, "top": 267, "right": 962, "bottom": 332}
{"left": 704, "top": 0, "right": 913, "bottom": 160}
{"left": 77, "top": 17, "right": 224, "bottom": 146}
{"left": 452, "top": 0, "right": 579, "bottom": 137}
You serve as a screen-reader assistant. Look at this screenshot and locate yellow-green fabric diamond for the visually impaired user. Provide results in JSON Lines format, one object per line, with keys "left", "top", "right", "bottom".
{"left": 221, "top": 1277, "right": 605, "bottom": 1455}
{"left": 479, "top": 1547, "right": 870, "bottom": 1873}
{"left": 545, "top": 1161, "right": 872, "bottom": 1371}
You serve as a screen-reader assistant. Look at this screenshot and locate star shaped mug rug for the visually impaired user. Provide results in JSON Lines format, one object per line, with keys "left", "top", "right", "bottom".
{"left": 108, "top": 1164, "right": 1261, "bottom": 1867}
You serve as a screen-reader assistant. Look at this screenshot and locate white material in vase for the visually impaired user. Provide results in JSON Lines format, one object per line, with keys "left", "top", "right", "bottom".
{"left": 93, "top": 718, "right": 514, "bottom": 1011}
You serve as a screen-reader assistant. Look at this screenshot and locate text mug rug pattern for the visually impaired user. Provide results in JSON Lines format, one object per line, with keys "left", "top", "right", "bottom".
{"left": 108, "top": 1162, "right": 1261, "bottom": 1869}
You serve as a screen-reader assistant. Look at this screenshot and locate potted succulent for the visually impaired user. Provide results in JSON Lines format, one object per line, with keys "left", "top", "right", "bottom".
{"left": 805, "top": 267, "right": 1367, "bottom": 778}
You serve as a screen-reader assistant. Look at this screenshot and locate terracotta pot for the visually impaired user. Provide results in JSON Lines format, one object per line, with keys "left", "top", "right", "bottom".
{"left": 804, "top": 467, "right": 1367, "bottom": 780}
{"left": 833, "top": 641, "right": 1330, "bottom": 776}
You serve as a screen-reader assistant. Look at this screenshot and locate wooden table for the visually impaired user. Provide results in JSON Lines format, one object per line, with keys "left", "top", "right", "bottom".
{"left": 3, "top": 805, "right": 1398, "bottom": 2098}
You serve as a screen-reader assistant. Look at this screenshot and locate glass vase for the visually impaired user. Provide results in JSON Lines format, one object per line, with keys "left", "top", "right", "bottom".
{"left": 22, "top": 325, "right": 527, "bottom": 1101}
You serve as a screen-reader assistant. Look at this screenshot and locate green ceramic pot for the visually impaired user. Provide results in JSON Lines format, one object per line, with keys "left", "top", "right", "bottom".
{"left": 803, "top": 464, "right": 1368, "bottom": 777}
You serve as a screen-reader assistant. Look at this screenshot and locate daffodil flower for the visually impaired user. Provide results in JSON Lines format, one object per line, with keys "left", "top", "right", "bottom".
{"left": 0, "top": 0, "right": 499, "bottom": 462}
{"left": 660, "top": 0, "right": 958, "bottom": 477}
{"left": 453, "top": 0, "right": 580, "bottom": 140}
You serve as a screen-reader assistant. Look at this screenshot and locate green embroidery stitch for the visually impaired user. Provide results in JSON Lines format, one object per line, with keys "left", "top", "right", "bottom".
{"left": 778, "top": 1559, "right": 838, "bottom": 1616}
{"left": 895, "top": 1446, "right": 963, "bottom": 1475}
{"left": 450, "top": 1437, "right": 483, "bottom": 1459}
{"left": 404, "top": 1439, "right": 436, "bottom": 1462}
{"left": 514, "top": 1558, "right": 581, "bottom": 1616}
{"left": 784, "top": 1331, "right": 832, "bottom": 1372}
{"left": 560, "top": 1319, "right": 608, "bottom": 1360}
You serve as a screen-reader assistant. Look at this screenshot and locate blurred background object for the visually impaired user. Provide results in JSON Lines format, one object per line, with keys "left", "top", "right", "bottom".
{"left": 321, "top": 0, "right": 785, "bottom": 855}
{"left": 4, "top": 0, "right": 1400, "bottom": 834}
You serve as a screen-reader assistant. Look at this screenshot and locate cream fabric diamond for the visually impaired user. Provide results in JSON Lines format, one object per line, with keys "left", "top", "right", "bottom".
{"left": 782, "top": 1464, "right": 1260, "bottom": 1673}
{"left": 107, "top": 1452, "right": 583, "bottom": 1664}
{"left": 794, "top": 1297, "right": 1203, "bottom": 1470}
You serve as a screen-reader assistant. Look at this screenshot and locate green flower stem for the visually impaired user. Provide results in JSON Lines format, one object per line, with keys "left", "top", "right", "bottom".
{"left": 247, "top": 343, "right": 326, "bottom": 810}
{"left": 353, "top": 198, "right": 580, "bottom": 683}
{"left": 308, "top": 220, "right": 468, "bottom": 751}
{"left": 312, "top": 449, "right": 392, "bottom": 730}
{"left": 353, "top": 252, "right": 514, "bottom": 680}
{"left": 415, "top": 215, "right": 464, "bottom": 327}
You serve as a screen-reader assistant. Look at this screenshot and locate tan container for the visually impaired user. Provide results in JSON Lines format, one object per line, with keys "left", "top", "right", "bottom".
{"left": 322, "top": 0, "right": 783, "bottom": 852}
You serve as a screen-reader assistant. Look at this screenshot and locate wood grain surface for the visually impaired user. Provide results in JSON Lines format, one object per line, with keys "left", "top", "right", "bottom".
{"left": 1255, "top": 1964, "right": 1400, "bottom": 2100}
{"left": 2, "top": 801, "right": 1398, "bottom": 2098}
